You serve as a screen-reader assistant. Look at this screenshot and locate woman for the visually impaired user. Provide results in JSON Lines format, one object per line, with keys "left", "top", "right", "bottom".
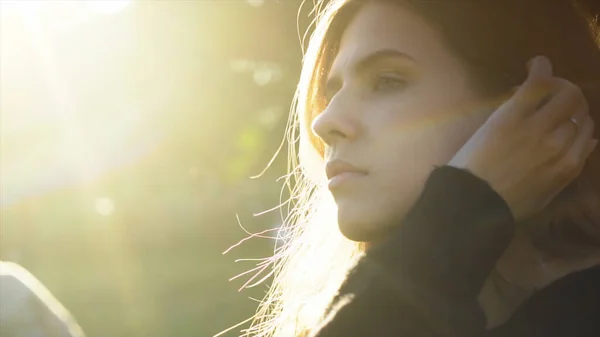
{"left": 240, "top": 1, "right": 600, "bottom": 336}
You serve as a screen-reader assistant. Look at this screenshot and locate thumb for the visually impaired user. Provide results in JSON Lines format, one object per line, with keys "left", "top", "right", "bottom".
{"left": 526, "top": 56, "right": 553, "bottom": 80}
{"left": 509, "top": 56, "right": 555, "bottom": 113}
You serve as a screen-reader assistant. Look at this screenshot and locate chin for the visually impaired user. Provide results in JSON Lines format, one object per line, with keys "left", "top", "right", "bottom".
{"left": 334, "top": 194, "right": 412, "bottom": 243}
{"left": 336, "top": 208, "right": 397, "bottom": 242}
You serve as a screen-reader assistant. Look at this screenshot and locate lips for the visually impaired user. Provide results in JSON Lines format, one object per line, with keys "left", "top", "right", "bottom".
{"left": 325, "top": 159, "right": 368, "bottom": 181}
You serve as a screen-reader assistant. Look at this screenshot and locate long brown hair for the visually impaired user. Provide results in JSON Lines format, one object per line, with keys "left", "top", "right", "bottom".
{"left": 238, "top": 1, "right": 600, "bottom": 336}
{"left": 387, "top": 0, "right": 600, "bottom": 258}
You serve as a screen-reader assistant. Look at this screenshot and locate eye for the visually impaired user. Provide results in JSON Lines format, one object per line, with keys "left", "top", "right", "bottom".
{"left": 372, "top": 73, "right": 408, "bottom": 92}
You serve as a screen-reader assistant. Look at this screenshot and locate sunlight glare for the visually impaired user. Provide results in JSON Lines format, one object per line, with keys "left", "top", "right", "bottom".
{"left": 8, "top": 1, "right": 41, "bottom": 17}
{"left": 88, "top": 0, "right": 132, "bottom": 14}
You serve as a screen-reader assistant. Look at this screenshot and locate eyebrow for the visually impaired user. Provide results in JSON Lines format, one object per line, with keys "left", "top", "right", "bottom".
{"left": 326, "top": 49, "right": 415, "bottom": 89}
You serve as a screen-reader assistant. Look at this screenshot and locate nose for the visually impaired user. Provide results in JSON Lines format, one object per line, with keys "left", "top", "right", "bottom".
{"left": 311, "top": 91, "right": 362, "bottom": 147}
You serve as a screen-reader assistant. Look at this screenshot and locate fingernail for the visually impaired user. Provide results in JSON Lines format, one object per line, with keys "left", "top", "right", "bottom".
{"left": 527, "top": 56, "right": 552, "bottom": 76}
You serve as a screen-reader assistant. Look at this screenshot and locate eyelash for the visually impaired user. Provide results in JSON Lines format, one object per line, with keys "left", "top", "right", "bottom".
{"left": 323, "top": 72, "right": 408, "bottom": 104}
{"left": 371, "top": 72, "right": 408, "bottom": 92}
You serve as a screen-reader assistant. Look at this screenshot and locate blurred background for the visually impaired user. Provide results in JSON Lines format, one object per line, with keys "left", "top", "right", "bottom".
{"left": 0, "top": 0, "right": 308, "bottom": 336}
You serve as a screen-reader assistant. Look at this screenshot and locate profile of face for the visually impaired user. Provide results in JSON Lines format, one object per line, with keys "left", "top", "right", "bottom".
{"left": 311, "top": 1, "right": 498, "bottom": 241}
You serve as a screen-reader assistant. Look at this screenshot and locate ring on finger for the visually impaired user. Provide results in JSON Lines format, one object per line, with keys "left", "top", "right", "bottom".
{"left": 570, "top": 117, "right": 579, "bottom": 128}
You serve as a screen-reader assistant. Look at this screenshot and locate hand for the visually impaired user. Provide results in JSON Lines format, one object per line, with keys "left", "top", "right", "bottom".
{"left": 449, "top": 56, "right": 598, "bottom": 221}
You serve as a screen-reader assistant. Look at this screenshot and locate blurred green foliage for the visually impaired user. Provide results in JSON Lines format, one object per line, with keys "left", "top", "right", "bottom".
{"left": 0, "top": 1, "right": 309, "bottom": 336}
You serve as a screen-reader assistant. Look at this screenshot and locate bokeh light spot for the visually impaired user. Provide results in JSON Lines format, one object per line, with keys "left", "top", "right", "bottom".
{"left": 253, "top": 68, "right": 273, "bottom": 86}
{"left": 95, "top": 197, "right": 115, "bottom": 216}
{"left": 246, "top": 0, "right": 265, "bottom": 7}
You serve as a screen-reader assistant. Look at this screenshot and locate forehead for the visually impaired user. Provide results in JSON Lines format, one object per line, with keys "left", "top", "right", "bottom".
{"left": 330, "top": 1, "right": 445, "bottom": 73}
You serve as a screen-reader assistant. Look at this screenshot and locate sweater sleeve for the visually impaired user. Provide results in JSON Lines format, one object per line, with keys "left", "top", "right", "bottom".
{"left": 310, "top": 166, "right": 516, "bottom": 337}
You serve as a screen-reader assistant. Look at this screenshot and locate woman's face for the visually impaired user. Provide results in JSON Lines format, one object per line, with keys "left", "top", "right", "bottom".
{"left": 312, "top": 1, "right": 495, "bottom": 241}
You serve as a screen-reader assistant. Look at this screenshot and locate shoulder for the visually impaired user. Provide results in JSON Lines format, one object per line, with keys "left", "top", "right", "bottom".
{"left": 0, "top": 262, "right": 38, "bottom": 320}
{"left": 0, "top": 261, "right": 86, "bottom": 337}
{"left": 0, "top": 261, "right": 58, "bottom": 313}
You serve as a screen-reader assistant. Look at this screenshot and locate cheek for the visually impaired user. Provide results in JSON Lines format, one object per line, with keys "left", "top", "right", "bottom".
{"left": 369, "top": 88, "right": 487, "bottom": 166}
{"left": 362, "top": 118, "right": 478, "bottom": 230}
{"left": 371, "top": 117, "right": 469, "bottom": 169}
{"left": 372, "top": 104, "right": 483, "bottom": 193}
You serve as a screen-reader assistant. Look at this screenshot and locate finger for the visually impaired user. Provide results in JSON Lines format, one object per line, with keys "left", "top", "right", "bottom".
{"left": 586, "top": 139, "right": 599, "bottom": 158}
{"left": 562, "top": 138, "right": 597, "bottom": 184}
{"left": 569, "top": 97, "right": 590, "bottom": 131}
{"left": 527, "top": 56, "right": 553, "bottom": 79}
{"left": 548, "top": 119, "right": 579, "bottom": 159}
{"left": 572, "top": 113, "right": 595, "bottom": 156}
{"left": 507, "top": 56, "right": 556, "bottom": 117}
{"left": 563, "top": 113, "right": 595, "bottom": 168}
{"left": 532, "top": 80, "right": 588, "bottom": 132}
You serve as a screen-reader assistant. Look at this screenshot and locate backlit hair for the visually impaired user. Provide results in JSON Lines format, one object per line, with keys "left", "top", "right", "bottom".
{"left": 232, "top": 1, "right": 600, "bottom": 336}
